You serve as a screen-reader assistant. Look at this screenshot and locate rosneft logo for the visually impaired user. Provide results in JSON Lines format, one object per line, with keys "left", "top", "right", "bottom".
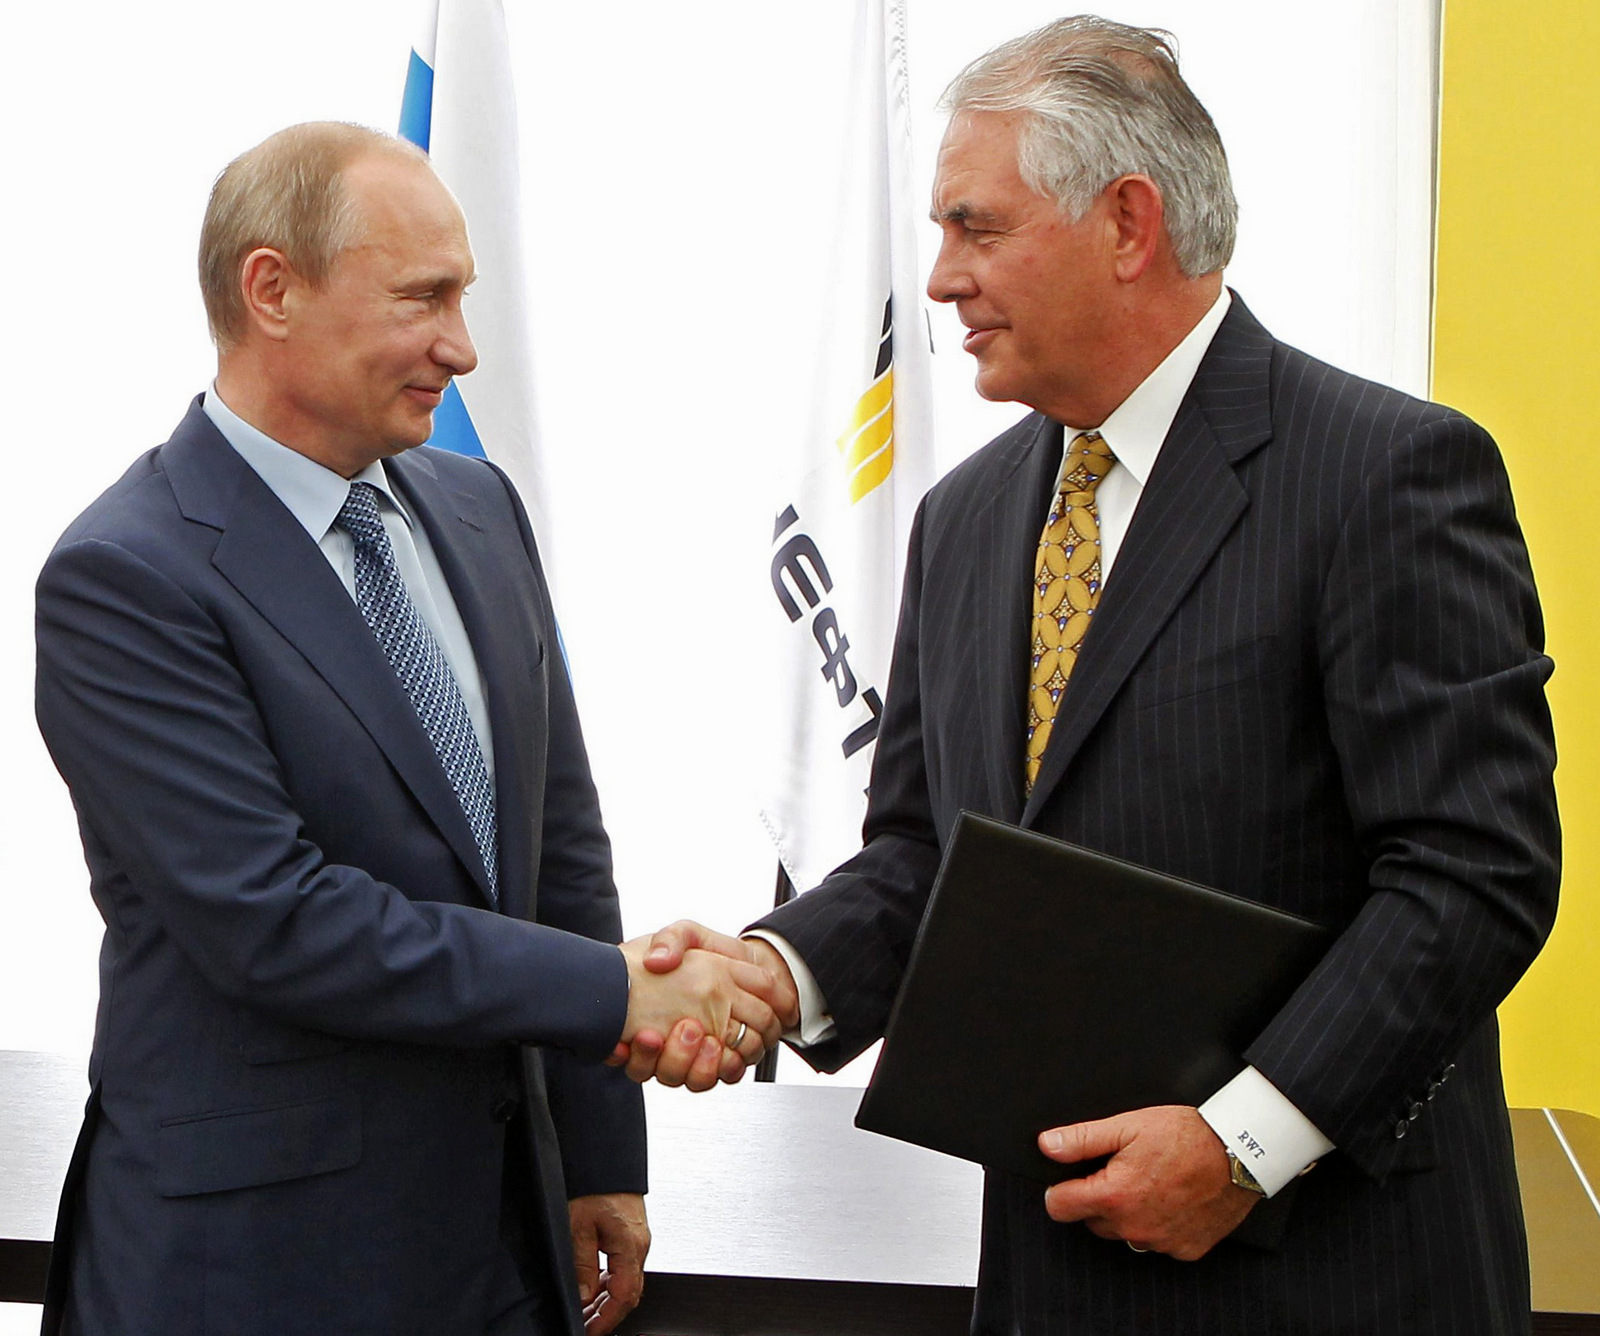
{"left": 835, "top": 298, "right": 896, "bottom": 503}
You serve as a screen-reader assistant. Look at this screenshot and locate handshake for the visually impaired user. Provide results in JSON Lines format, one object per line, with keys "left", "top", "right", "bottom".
{"left": 611, "top": 923, "right": 802, "bottom": 1091}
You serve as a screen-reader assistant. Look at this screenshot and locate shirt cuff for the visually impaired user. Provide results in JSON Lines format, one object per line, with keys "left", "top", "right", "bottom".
{"left": 1197, "top": 1065, "right": 1335, "bottom": 1197}
{"left": 742, "top": 930, "right": 838, "bottom": 1048}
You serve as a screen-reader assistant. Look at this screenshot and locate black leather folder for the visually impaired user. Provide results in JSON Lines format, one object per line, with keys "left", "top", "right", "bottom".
{"left": 855, "top": 811, "right": 1331, "bottom": 1189}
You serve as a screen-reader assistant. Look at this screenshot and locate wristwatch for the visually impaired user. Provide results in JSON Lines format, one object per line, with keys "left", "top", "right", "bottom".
{"left": 1226, "top": 1150, "right": 1268, "bottom": 1197}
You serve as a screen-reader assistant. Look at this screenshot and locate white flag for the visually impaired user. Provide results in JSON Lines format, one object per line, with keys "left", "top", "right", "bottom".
{"left": 400, "top": 0, "right": 553, "bottom": 556}
{"left": 759, "top": 0, "right": 934, "bottom": 896}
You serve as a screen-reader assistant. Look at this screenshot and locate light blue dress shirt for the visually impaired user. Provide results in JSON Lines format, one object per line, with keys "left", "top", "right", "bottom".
{"left": 201, "top": 387, "right": 496, "bottom": 777}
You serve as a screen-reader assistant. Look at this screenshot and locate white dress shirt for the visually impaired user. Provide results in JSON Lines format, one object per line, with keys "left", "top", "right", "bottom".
{"left": 751, "top": 289, "right": 1335, "bottom": 1196}
{"left": 201, "top": 388, "right": 495, "bottom": 776}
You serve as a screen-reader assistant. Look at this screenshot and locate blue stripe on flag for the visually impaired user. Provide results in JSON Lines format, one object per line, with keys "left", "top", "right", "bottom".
{"left": 427, "top": 381, "right": 488, "bottom": 458}
{"left": 399, "top": 49, "right": 434, "bottom": 150}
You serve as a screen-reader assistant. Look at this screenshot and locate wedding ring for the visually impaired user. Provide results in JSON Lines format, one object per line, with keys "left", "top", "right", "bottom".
{"left": 1127, "top": 1241, "right": 1148, "bottom": 1254}
{"left": 730, "top": 1022, "right": 749, "bottom": 1048}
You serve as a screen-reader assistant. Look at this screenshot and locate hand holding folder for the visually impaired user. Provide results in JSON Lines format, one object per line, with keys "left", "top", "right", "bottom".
{"left": 854, "top": 812, "right": 1331, "bottom": 1255}
{"left": 1035, "top": 1103, "right": 1264, "bottom": 1257}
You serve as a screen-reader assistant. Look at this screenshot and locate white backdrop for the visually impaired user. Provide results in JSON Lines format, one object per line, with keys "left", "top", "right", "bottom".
{"left": 0, "top": 0, "right": 1437, "bottom": 1070}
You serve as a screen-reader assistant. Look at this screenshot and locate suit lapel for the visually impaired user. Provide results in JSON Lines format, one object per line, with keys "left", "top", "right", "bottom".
{"left": 973, "top": 415, "right": 1064, "bottom": 822}
{"left": 1021, "top": 297, "right": 1276, "bottom": 824}
{"left": 389, "top": 452, "right": 544, "bottom": 922}
{"left": 162, "top": 405, "right": 497, "bottom": 907}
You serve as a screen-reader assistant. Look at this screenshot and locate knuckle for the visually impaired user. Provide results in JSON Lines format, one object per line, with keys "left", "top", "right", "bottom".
{"left": 1098, "top": 1185, "right": 1132, "bottom": 1217}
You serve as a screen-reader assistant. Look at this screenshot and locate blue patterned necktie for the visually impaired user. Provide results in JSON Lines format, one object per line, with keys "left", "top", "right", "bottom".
{"left": 334, "top": 481, "right": 499, "bottom": 906}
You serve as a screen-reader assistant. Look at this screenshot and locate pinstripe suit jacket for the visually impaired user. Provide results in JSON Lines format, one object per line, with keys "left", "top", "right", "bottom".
{"left": 758, "top": 297, "right": 1560, "bottom": 1335}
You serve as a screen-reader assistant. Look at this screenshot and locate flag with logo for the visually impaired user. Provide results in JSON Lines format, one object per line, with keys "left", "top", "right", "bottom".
{"left": 399, "top": 0, "right": 553, "bottom": 553}
{"left": 759, "top": 0, "right": 934, "bottom": 898}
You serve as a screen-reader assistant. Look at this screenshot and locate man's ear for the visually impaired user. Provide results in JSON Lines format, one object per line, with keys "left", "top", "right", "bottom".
{"left": 1106, "top": 174, "right": 1165, "bottom": 284}
{"left": 238, "top": 248, "right": 295, "bottom": 343}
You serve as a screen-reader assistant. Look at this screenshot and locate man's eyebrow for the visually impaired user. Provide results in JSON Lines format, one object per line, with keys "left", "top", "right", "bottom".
{"left": 930, "top": 202, "right": 999, "bottom": 225}
{"left": 398, "top": 268, "right": 477, "bottom": 292}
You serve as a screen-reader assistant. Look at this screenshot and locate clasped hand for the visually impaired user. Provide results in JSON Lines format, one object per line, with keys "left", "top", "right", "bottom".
{"left": 611, "top": 923, "right": 801, "bottom": 1091}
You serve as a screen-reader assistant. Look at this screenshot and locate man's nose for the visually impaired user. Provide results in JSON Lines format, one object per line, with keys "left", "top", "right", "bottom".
{"left": 927, "top": 239, "right": 975, "bottom": 305}
{"left": 437, "top": 305, "right": 478, "bottom": 376}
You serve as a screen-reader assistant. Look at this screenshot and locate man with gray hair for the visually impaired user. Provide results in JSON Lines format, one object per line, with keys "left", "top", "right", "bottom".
{"left": 642, "top": 14, "right": 1558, "bottom": 1333}
{"left": 35, "top": 121, "right": 781, "bottom": 1336}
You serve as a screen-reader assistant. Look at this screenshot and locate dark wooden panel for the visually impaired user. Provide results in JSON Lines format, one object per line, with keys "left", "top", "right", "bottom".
{"left": 614, "top": 1275, "right": 1600, "bottom": 1336}
{"left": 0, "top": 1240, "right": 50, "bottom": 1306}
{"left": 615, "top": 1273, "right": 972, "bottom": 1336}
{"left": 1533, "top": 1315, "right": 1600, "bottom": 1336}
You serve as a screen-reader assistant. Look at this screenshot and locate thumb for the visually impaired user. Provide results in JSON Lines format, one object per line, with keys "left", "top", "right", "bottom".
{"left": 1039, "top": 1115, "right": 1131, "bottom": 1165}
{"left": 570, "top": 1213, "right": 599, "bottom": 1307}
{"left": 643, "top": 920, "right": 706, "bottom": 974}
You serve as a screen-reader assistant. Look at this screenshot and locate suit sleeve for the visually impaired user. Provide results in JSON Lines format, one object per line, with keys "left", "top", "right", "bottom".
{"left": 1244, "top": 413, "right": 1559, "bottom": 1177}
{"left": 753, "top": 502, "right": 944, "bottom": 1072}
{"left": 491, "top": 464, "right": 646, "bottom": 1197}
{"left": 35, "top": 533, "right": 630, "bottom": 1061}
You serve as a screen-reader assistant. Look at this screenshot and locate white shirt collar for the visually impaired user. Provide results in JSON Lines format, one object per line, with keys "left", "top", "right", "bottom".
{"left": 202, "top": 386, "right": 412, "bottom": 542}
{"left": 1089, "top": 287, "right": 1231, "bottom": 485}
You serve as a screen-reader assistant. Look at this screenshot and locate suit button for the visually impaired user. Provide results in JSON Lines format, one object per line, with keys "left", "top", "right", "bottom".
{"left": 1408, "top": 1102, "right": 1423, "bottom": 1121}
{"left": 1441, "top": 1064, "right": 1456, "bottom": 1082}
{"left": 1426, "top": 1082, "right": 1441, "bottom": 1101}
{"left": 1394, "top": 1120, "right": 1408, "bottom": 1140}
{"left": 491, "top": 1096, "right": 519, "bottom": 1123}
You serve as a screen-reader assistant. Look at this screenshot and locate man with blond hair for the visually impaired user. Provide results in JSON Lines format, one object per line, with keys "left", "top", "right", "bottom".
{"left": 35, "top": 122, "right": 779, "bottom": 1336}
{"left": 641, "top": 16, "right": 1559, "bottom": 1334}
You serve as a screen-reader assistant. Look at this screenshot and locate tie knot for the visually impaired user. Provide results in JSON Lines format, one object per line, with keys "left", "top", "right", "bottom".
{"left": 335, "top": 481, "right": 387, "bottom": 547}
{"left": 1064, "top": 431, "right": 1114, "bottom": 492}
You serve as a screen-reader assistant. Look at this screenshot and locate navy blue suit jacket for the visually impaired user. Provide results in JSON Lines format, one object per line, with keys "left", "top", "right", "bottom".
{"left": 35, "top": 400, "right": 644, "bottom": 1336}
{"left": 759, "top": 298, "right": 1560, "bottom": 1334}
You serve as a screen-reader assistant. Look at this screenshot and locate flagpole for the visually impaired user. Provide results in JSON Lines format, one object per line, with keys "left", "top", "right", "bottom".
{"left": 755, "top": 0, "right": 931, "bottom": 1085}
{"left": 754, "top": 865, "right": 797, "bottom": 1083}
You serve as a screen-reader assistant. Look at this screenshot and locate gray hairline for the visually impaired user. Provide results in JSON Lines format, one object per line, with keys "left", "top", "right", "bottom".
{"left": 938, "top": 18, "right": 1238, "bottom": 278}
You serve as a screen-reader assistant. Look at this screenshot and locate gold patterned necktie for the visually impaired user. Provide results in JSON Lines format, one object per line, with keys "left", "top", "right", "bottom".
{"left": 1025, "top": 431, "right": 1115, "bottom": 793}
